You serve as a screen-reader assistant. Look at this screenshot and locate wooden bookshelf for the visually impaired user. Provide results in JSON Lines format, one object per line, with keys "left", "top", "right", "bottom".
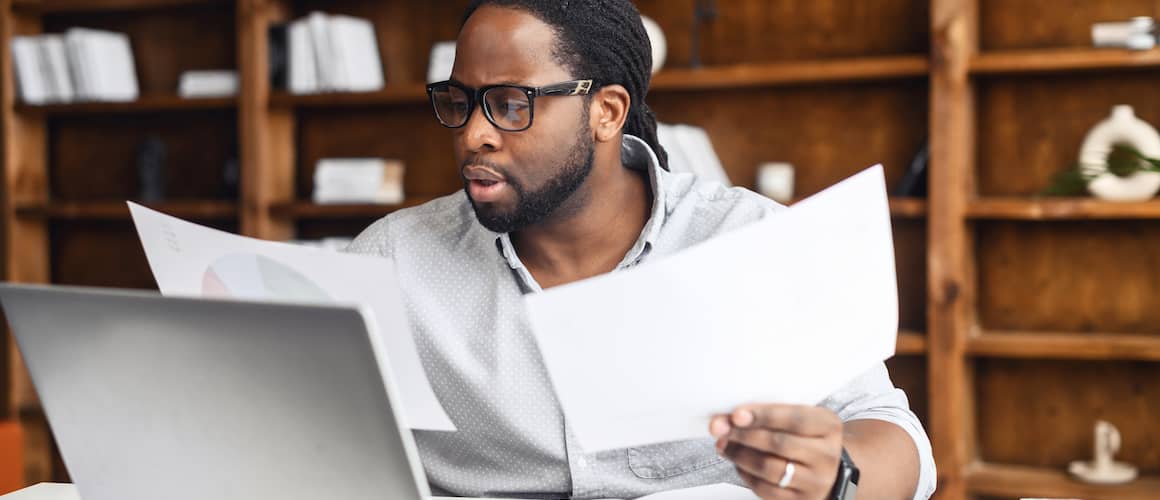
{"left": 14, "top": 200, "right": 237, "bottom": 220}
{"left": 11, "top": 0, "right": 230, "bottom": 13}
{"left": 970, "top": 47, "right": 1160, "bottom": 75}
{"left": 14, "top": 95, "right": 235, "bottom": 115}
{"left": 968, "top": 197, "right": 1160, "bottom": 220}
{"left": 6, "top": 0, "right": 1159, "bottom": 498}
{"left": 648, "top": 55, "right": 929, "bottom": 92}
{"left": 965, "top": 462, "right": 1160, "bottom": 500}
{"left": 896, "top": 330, "right": 928, "bottom": 355}
{"left": 969, "top": 331, "right": 1160, "bottom": 361}
{"left": 270, "top": 196, "right": 438, "bottom": 219}
{"left": 269, "top": 86, "right": 427, "bottom": 108}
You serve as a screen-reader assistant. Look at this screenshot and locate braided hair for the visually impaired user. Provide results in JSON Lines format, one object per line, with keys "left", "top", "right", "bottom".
{"left": 462, "top": 0, "right": 669, "bottom": 170}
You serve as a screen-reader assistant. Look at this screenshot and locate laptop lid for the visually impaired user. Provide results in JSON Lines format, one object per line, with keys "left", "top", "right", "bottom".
{"left": 0, "top": 283, "right": 431, "bottom": 500}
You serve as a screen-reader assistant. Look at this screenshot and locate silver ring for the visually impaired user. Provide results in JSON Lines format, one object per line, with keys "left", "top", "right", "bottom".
{"left": 778, "top": 461, "right": 795, "bottom": 489}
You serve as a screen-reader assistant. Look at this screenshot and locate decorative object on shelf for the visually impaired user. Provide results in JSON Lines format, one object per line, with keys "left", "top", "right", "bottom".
{"left": 756, "top": 162, "right": 794, "bottom": 204}
{"left": 895, "top": 141, "right": 929, "bottom": 197}
{"left": 222, "top": 157, "right": 240, "bottom": 199}
{"left": 1091, "top": 17, "right": 1156, "bottom": 51}
{"left": 178, "top": 70, "right": 238, "bottom": 98}
{"left": 428, "top": 40, "right": 457, "bottom": 83}
{"left": 656, "top": 123, "right": 731, "bottom": 186}
{"left": 689, "top": 0, "right": 717, "bottom": 68}
{"left": 1068, "top": 420, "right": 1138, "bottom": 485}
{"left": 1076, "top": 105, "right": 1160, "bottom": 201}
{"left": 313, "top": 158, "right": 405, "bottom": 205}
{"left": 136, "top": 135, "right": 167, "bottom": 203}
{"left": 640, "top": 16, "right": 666, "bottom": 75}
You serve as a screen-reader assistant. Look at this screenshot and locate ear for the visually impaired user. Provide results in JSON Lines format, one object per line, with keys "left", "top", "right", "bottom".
{"left": 589, "top": 84, "right": 630, "bottom": 143}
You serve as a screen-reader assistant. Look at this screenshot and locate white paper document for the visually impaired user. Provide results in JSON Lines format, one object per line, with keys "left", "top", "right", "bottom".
{"left": 524, "top": 166, "right": 899, "bottom": 452}
{"left": 127, "top": 203, "right": 454, "bottom": 431}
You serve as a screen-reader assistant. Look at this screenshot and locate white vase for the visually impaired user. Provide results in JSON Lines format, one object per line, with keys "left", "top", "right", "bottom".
{"left": 1078, "top": 105, "right": 1160, "bottom": 202}
{"left": 641, "top": 16, "right": 667, "bottom": 75}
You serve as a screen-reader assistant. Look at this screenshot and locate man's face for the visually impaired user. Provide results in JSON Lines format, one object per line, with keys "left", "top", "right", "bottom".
{"left": 451, "top": 6, "right": 595, "bottom": 233}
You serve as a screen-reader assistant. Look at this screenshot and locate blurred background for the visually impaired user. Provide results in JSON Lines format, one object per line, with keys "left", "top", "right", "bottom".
{"left": 2, "top": 1, "right": 1159, "bottom": 499}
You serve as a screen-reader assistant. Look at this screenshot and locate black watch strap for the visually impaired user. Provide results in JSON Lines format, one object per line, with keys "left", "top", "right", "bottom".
{"left": 829, "top": 447, "right": 860, "bottom": 500}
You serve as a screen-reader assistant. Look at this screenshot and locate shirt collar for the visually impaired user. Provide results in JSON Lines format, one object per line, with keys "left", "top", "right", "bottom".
{"left": 495, "top": 134, "right": 668, "bottom": 285}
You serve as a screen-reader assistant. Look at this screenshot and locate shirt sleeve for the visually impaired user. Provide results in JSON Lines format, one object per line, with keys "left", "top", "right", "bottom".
{"left": 344, "top": 215, "right": 394, "bottom": 258}
{"left": 818, "top": 362, "right": 936, "bottom": 500}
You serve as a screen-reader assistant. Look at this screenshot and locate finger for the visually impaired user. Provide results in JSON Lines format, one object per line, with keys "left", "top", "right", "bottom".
{"left": 710, "top": 414, "right": 733, "bottom": 438}
{"left": 732, "top": 404, "right": 842, "bottom": 437}
{"left": 723, "top": 441, "right": 825, "bottom": 493}
{"left": 726, "top": 427, "right": 839, "bottom": 468}
{"left": 735, "top": 469, "right": 797, "bottom": 500}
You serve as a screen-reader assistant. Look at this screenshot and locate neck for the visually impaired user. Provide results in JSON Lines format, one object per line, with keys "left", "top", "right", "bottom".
{"left": 512, "top": 145, "right": 653, "bottom": 289}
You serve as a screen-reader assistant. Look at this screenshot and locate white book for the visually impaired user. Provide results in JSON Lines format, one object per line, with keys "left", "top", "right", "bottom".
{"left": 178, "top": 70, "right": 238, "bottom": 98}
{"left": 287, "top": 19, "right": 318, "bottom": 94}
{"left": 427, "top": 40, "right": 456, "bottom": 83}
{"left": 10, "top": 36, "right": 50, "bottom": 104}
{"left": 63, "top": 31, "right": 91, "bottom": 100}
{"left": 328, "top": 14, "right": 383, "bottom": 92}
{"left": 307, "top": 11, "right": 339, "bottom": 91}
{"left": 39, "top": 35, "right": 74, "bottom": 103}
{"left": 313, "top": 158, "right": 405, "bottom": 205}
{"left": 95, "top": 30, "right": 138, "bottom": 101}
{"left": 66, "top": 28, "right": 137, "bottom": 102}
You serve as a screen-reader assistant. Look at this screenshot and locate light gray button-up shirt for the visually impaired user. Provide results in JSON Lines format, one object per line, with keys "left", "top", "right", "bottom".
{"left": 346, "top": 135, "right": 936, "bottom": 499}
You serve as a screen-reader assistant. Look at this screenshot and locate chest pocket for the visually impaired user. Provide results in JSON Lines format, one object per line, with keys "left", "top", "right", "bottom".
{"left": 627, "top": 438, "right": 728, "bottom": 479}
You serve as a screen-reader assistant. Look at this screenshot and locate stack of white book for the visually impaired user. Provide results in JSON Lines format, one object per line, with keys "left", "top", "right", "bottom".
{"left": 312, "top": 158, "right": 405, "bottom": 205}
{"left": 287, "top": 12, "right": 384, "bottom": 94}
{"left": 10, "top": 28, "right": 139, "bottom": 104}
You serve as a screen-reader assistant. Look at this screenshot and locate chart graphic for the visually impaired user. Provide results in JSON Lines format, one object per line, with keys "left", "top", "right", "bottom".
{"left": 202, "top": 253, "right": 332, "bottom": 303}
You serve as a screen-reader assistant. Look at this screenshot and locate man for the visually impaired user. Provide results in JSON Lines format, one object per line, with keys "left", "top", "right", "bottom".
{"left": 347, "top": 1, "right": 936, "bottom": 498}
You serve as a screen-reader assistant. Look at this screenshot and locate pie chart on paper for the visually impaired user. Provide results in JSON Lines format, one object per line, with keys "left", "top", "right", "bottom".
{"left": 202, "top": 253, "right": 332, "bottom": 303}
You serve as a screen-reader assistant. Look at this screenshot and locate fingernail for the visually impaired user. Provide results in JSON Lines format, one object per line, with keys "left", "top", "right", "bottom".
{"left": 709, "top": 417, "right": 728, "bottom": 437}
{"left": 733, "top": 409, "right": 754, "bottom": 427}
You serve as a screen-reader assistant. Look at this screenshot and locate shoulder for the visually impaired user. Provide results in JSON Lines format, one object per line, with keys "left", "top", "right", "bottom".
{"left": 660, "top": 170, "right": 785, "bottom": 243}
{"left": 345, "top": 191, "right": 480, "bottom": 257}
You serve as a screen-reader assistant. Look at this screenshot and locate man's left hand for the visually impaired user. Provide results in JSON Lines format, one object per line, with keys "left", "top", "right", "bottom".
{"left": 710, "top": 404, "right": 843, "bottom": 500}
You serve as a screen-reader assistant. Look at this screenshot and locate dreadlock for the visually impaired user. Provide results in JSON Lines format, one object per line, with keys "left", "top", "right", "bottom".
{"left": 462, "top": 0, "right": 669, "bottom": 171}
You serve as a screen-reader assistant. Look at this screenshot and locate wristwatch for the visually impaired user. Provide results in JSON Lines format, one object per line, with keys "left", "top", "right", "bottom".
{"left": 829, "top": 447, "right": 860, "bottom": 500}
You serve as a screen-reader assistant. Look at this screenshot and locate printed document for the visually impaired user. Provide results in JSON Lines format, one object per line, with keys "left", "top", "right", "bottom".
{"left": 127, "top": 203, "right": 454, "bottom": 431}
{"left": 525, "top": 166, "right": 899, "bottom": 451}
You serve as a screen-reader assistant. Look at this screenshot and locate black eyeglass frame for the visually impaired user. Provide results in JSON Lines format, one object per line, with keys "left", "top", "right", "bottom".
{"left": 425, "top": 79, "right": 595, "bottom": 132}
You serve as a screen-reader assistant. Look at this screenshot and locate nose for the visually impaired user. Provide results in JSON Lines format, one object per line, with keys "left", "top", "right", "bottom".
{"left": 459, "top": 100, "right": 501, "bottom": 153}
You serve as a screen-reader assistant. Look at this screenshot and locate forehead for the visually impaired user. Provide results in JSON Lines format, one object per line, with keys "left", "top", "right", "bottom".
{"left": 452, "top": 5, "right": 571, "bottom": 86}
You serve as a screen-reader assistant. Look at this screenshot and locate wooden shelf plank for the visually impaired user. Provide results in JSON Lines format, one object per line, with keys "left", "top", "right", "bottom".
{"left": 14, "top": 95, "right": 236, "bottom": 115}
{"left": 14, "top": 200, "right": 237, "bottom": 220}
{"left": 11, "top": 0, "right": 230, "bottom": 14}
{"left": 789, "top": 196, "right": 926, "bottom": 217}
{"left": 270, "top": 196, "right": 440, "bottom": 219}
{"left": 969, "top": 331, "right": 1160, "bottom": 361}
{"left": 268, "top": 56, "right": 929, "bottom": 107}
{"left": 649, "top": 55, "right": 930, "bottom": 91}
{"left": 269, "top": 85, "right": 429, "bottom": 108}
{"left": 967, "top": 197, "right": 1160, "bottom": 220}
{"left": 896, "top": 330, "right": 927, "bottom": 355}
{"left": 971, "top": 47, "right": 1160, "bottom": 75}
{"left": 889, "top": 197, "right": 927, "bottom": 218}
{"left": 966, "top": 462, "right": 1160, "bottom": 500}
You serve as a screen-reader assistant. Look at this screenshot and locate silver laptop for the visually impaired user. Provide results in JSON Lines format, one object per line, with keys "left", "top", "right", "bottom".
{"left": 0, "top": 283, "right": 492, "bottom": 500}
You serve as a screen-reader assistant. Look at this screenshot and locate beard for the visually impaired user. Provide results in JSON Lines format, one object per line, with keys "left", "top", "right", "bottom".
{"left": 466, "top": 130, "right": 595, "bottom": 234}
